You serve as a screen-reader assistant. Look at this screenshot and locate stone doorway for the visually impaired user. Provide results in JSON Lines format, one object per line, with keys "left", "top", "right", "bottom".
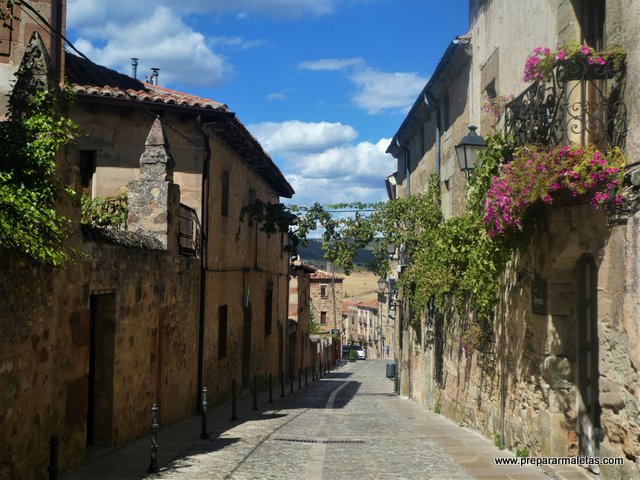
{"left": 241, "top": 304, "right": 252, "bottom": 388}
{"left": 577, "top": 254, "right": 601, "bottom": 469}
{"left": 87, "top": 293, "right": 116, "bottom": 447}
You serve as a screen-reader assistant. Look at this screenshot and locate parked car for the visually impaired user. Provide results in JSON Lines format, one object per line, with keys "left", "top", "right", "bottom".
{"left": 351, "top": 345, "right": 366, "bottom": 360}
{"left": 342, "top": 345, "right": 351, "bottom": 359}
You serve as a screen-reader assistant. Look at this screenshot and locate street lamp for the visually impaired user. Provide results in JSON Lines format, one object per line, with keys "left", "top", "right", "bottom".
{"left": 377, "top": 277, "right": 388, "bottom": 293}
{"left": 455, "top": 125, "right": 487, "bottom": 177}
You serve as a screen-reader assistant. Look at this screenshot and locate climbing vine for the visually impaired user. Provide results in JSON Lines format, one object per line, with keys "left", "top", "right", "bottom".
{"left": 81, "top": 192, "right": 129, "bottom": 229}
{"left": 0, "top": 69, "right": 79, "bottom": 264}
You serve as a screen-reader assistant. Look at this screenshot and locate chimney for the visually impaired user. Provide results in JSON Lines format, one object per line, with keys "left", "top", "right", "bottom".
{"left": 131, "top": 58, "right": 139, "bottom": 79}
{"left": 150, "top": 67, "right": 160, "bottom": 85}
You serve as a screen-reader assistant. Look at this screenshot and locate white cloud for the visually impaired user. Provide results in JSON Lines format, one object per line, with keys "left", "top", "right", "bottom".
{"left": 266, "top": 92, "right": 288, "bottom": 101}
{"left": 298, "top": 58, "right": 365, "bottom": 71}
{"left": 249, "top": 120, "right": 394, "bottom": 205}
{"left": 68, "top": 6, "right": 231, "bottom": 88}
{"left": 249, "top": 120, "right": 358, "bottom": 154}
{"left": 350, "top": 69, "right": 426, "bottom": 114}
{"left": 209, "top": 37, "right": 265, "bottom": 51}
{"left": 67, "top": 0, "right": 348, "bottom": 26}
{"left": 297, "top": 58, "right": 426, "bottom": 114}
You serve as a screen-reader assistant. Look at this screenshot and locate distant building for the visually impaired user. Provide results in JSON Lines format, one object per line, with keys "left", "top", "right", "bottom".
{"left": 309, "top": 268, "right": 344, "bottom": 334}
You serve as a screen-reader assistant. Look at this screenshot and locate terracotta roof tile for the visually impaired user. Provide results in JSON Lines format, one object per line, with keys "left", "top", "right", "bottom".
{"left": 65, "top": 53, "right": 228, "bottom": 111}
{"left": 310, "top": 270, "right": 344, "bottom": 281}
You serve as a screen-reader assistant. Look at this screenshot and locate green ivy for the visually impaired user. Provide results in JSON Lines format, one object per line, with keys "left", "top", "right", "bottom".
{"left": 81, "top": 192, "right": 129, "bottom": 229}
{"left": 0, "top": 85, "right": 79, "bottom": 265}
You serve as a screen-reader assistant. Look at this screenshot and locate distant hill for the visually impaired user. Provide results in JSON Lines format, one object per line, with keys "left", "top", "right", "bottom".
{"left": 297, "top": 239, "right": 377, "bottom": 271}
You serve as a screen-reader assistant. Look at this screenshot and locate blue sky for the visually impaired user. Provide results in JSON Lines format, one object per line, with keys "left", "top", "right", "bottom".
{"left": 67, "top": 0, "right": 469, "bottom": 206}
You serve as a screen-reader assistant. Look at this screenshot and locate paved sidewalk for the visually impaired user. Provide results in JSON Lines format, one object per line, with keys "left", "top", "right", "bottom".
{"left": 61, "top": 361, "right": 592, "bottom": 480}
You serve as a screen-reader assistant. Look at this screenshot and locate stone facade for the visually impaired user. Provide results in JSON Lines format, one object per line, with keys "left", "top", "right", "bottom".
{"left": 0, "top": 1, "right": 66, "bottom": 118}
{"left": 309, "top": 269, "right": 344, "bottom": 334}
{"left": 288, "top": 261, "right": 316, "bottom": 380}
{"left": 343, "top": 299, "right": 380, "bottom": 358}
{"left": 0, "top": 118, "right": 200, "bottom": 479}
{"left": 388, "top": 1, "right": 640, "bottom": 478}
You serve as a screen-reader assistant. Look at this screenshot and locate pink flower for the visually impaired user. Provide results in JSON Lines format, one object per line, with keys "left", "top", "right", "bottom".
{"left": 533, "top": 47, "right": 542, "bottom": 54}
{"left": 581, "top": 43, "right": 591, "bottom": 55}
{"left": 555, "top": 51, "right": 567, "bottom": 61}
{"left": 543, "top": 48, "right": 551, "bottom": 55}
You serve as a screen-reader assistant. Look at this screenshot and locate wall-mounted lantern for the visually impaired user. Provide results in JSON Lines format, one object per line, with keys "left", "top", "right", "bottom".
{"left": 455, "top": 125, "right": 487, "bottom": 177}
{"left": 377, "top": 277, "right": 388, "bottom": 293}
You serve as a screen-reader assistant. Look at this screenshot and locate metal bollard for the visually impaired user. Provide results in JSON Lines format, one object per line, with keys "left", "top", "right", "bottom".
{"left": 298, "top": 368, "right": 302, "bottom": 389}
{"left": 252, "top": 375, "right": 258, "bottom": 410}
{"left": 48, "top": 435, "right": 59, "bottom": 480}
{"left": 280, "top": 370, "right": 285, "bottom": 397}
{"left": 200, "top": 386, "right": 208, "bottom": 440}
{"left": 147, "top": 403, "right": 159, "bottom": 473}
{"left": 312, "top": 364, "right": 316, "bottom": 381}
{"left": 268, "top": 373, "right": 273, "bottom": 403}
{"left": 290, "top": 373, "right": 293, "bottom": 393}
{"left": 305, "top": 367, "right": 308, "bottom": 386}
{"left": 231, "top": 380, "right": 237, "bottom": 421}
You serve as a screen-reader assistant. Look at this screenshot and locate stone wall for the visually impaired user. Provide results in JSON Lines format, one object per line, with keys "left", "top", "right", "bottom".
{"left": 0, "top": 237, "right": 200, "bottom": 479}
{"left": 201, "top": 134, "right": 291, "bottom": 404}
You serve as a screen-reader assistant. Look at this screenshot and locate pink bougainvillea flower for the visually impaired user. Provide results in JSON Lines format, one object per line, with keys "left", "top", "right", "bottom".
{"left": 581, "top": 43, "right": 591, "bottom": 55}
{"left": 555, "top": 51, "right": 567, "bottom": 61}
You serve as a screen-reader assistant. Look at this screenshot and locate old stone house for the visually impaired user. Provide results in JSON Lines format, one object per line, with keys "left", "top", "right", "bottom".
{"left": 288, "top": 259, "right": 316, "bottom": 382}
{"left": 387, "top": 0, "right": 640, "bottom": 478}
{"left": 65, "top": 49, "right": 294, "bottom": 399}
{"left": 309, "top": 268, "right": 344, "bottom": 335}
{"left": 1, "top": 33, "right": 201, "bottom": 478}
{"left": 0, "top": 2, "right": 294, "bottom": 478}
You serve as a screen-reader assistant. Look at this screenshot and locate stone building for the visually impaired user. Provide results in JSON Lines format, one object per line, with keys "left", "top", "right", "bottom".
{"left": 288, "top": 260, "right": 316, "bottom": 382}
{"left": 1, "top": 34, "right": 201, "bottom": 478}
{"left": 387, "top": 0, "right": 640, "bottom": 478}
{"left": 343, "top": 299, "right": 380, "bottom": 358}
{"left": 0, "top": 2, "right": 294, "bottom": 477}
{"left": 0, "top": 0, "right": 66, "bottom": 119}
{"left": 64, "top": 53, "right": 294, "bottom": 406}
{"left": 309, "top": 268, "right": 344, "bottom": 334}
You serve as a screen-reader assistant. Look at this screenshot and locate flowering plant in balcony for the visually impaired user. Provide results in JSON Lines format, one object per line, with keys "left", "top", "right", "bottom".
{"left": 484, "top": 144, "right": 625, "bottom": 237}
{"left": 523, "top": 41, "right": 626, "bottom": 82}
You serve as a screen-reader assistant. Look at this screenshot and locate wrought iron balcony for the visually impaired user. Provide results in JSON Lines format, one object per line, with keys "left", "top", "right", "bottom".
{"left": 504, "top": 57, "right": 626, "bottom": 150}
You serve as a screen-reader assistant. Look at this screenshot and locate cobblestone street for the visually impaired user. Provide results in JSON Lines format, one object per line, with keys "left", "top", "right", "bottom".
{"left": 141, "top": 360, "right": 555, "bottom": 480}
{"left": 62, "top": 359, "right": 593, "bottom": 480}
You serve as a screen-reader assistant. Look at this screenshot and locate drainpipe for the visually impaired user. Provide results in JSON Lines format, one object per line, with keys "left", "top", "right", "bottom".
{"left": 196, "top": 115, "right": 211, "bottom": 407}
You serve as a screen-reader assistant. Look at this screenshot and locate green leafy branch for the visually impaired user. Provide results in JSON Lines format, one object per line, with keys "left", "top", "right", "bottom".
{"left": 0, "top": 84, "right": 79, "bottom": 265}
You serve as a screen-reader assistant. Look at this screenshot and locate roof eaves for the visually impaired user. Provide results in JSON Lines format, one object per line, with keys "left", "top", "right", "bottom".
{"left": 387, "top": 36, "right": 471, "bottom": 157}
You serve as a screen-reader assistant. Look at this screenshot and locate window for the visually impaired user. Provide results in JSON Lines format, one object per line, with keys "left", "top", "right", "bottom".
{"left": 320, "top": 285, "right": 327, "bottom": 298}
{"left": 79, "top": 150, "right": 97, "bottom": 197}
{"left": 320, "top": 311, "right": 327, "bottom": 325}
{"left": 264, "top": 286, "right": 273, "bottom": 336}
{"left": 218, "top": 305, "right": 228, "bottom": 359}
{"left": 221, "top": 171, "right": 229, "bottom": 217}
{"left": 578, "top": 0, "right": 605, "bottom": 50}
